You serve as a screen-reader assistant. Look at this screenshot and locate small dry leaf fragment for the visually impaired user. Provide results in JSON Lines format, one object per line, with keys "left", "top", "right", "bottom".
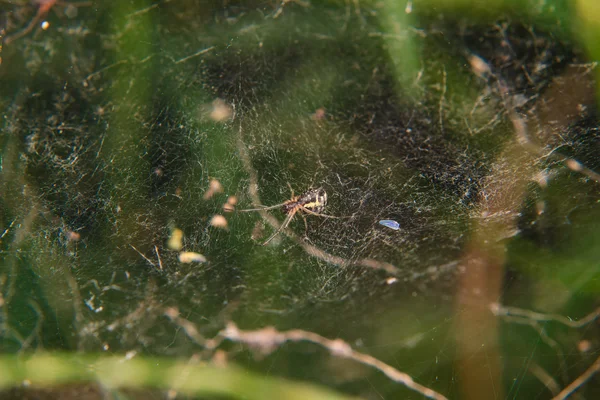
{"left": 164, "top": 307, "right": 179, "bottom": 319}
{"left": 223, "top": 195, "right": 238, "bottom": 212}
{"left": 210, "top": 215, "right": 228, "bottom": 229}
{"left": 178, "top": 252, "right": 207, "bottom": 263}
{"left": 168, "top": 228, "right": 184, "bottom": 250}
{"left": 66, "top": 231, "right": 81, "bottom": 242}
{"left": 203, "top": 179, "right": 224, "bottom": 200}
{"left": 210, "top": 99, "right": 233, "bottom": 122}
{"left": 578, "top": 340, "right": 592, "bottom": 353}
{"left": 468, "top": 54, "right": 491, "bottom": 78}
{"left": 311, "top": 107, "right": 326, "bottom": 121}
{"left": 210, "top": 179, "right": 223, "bottom": 192}
{"left": 226, "top": 196, "right": 238, "bottom": 205}
{"left": 566, "top": 159, "right": 583, "bottom": 172}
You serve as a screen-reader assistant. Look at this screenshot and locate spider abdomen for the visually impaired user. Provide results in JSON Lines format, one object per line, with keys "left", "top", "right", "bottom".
{"left": 282, "top": 188, "right": 327, "bottom": 214}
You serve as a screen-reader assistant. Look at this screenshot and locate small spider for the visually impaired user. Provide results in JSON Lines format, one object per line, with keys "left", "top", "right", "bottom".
{"left": 240, "top": 188, "right": 334, "bottom": 245}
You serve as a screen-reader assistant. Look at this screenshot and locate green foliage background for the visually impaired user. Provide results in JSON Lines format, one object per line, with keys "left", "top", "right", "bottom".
{"left": 1, "top": 0, "right": 600, "bottom": 399}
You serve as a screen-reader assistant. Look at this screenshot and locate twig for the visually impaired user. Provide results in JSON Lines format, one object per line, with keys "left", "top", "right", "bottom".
{"left": 552, "top": 355, "right": 600, "bottom": 400}
{"left": 529, "top": 362, "right": 560, "bottom": 396}
{"left": 154, "top": 245, "right": 163, "bottom": 270}
{"left": 4, "top": 0, "right": 57, "bottom": 45}
{"left": 272, "top": 0, "right": 309, "bottom": 19}
{"left": 85, "top": 60, "right": 129, "bottom": 82}
{"left": 0, "top": 220, "right": 16, "bottom": 242}
{"left": 438, "top": 67, "right": 446, "bottom": 134}
{"left": 216, "top": 322, "right": 448, "bottom": 400}
{"left": 126, "top": 2, "right": 160, "bottom": 18}
{"left": 129, "top": 244, "right": 156, "bottom": 268}
{"left": 174, "top": 46, "right": 215, "bottom": 65}
{"left": 562, "top": 157, "right": 600, "bottom": 183}
{"left": 19, "top": 300, "right": 44, "bottom": 351}
{"left": 500, "top": 314, "right": 568, "bottom": 384}
{"left": 164, "top": 308, "right": 206, "bottom": 346}
{"left": 491, "top": 303, "right": 600, "bottom": 391}
{"left": 490, "top": 303, "right": 600, "bottom": 328}
{"left": 4, "top": 0, "right": 92, "bottom": 44}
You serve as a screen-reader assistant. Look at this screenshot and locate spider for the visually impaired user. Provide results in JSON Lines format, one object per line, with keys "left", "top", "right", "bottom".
{"left": 240, "top": 188, "right": 336, "bottom": 246}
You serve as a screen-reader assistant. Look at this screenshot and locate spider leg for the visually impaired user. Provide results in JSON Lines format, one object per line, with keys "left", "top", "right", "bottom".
{"left": 261, "top": 208, "right": 297, "bottom": 246}
{"left": 300, "top": 206, "right": 346, "bottom": 219}
{"left": 286, "top": 182, "right": 295, "bottom": 198}
{"left": 301, "top": 213, "right": 309, "bottom": 237}
{"left": 300, "top": 206, "right": 356, "bottom": 219}
{"left": 238, "top": 203, "right": 286, "bottom": 212}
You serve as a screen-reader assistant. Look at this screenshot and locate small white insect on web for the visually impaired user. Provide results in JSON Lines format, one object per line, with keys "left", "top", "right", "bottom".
{"left": 379, "top": 219, "right": 400, "bottom": 230}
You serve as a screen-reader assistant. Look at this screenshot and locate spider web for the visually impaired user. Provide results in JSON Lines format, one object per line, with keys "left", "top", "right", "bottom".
{"left": 1, "top": 1, "right": 600, "bottom": 399}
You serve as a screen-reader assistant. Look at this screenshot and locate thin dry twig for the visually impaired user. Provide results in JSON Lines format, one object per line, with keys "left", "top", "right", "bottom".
{"left": 490, "top": 303, "right": 600, "bottom": 329}
{"left": 129, "top": 244, "right": 157, "bottom": 268}
{"left": 492, "top": 303, "right": 600, "bottom": 394}
{"left": 215, "top": 322, "right": 448, "bottom": 400}
{"left": 561, "top": 157, "right": 600, "bottom": 183}
{"left": 529, "top": 362, "right": 560, "bottom": 396}
{"left": 154, "top": 245, "right": 163, "bottom": 270}
{"left": 500, "top": 314, "right": 568, "bottom": 384}
{"left": 272, "top": 0, "right": 309, "bottom": 19}
{"left": 174, "top": 46, "right": 215, "bottom": 64}
{"left": 4, "top": 0, "right": 92, "bottom": 44}
{"left": 552, "top": 355, "right": 600, "bottom": 400}
{"left": 166, "top": 309, "right": 446, "bottom": 398}
{"left": 164, "top": 308, "right": 206, "bottom": 346}
{"left": 438, "top": 67, "right": 446, "bottom": 134}
{"left": 4, "top": 0, "right": 57, "bottom": 45}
